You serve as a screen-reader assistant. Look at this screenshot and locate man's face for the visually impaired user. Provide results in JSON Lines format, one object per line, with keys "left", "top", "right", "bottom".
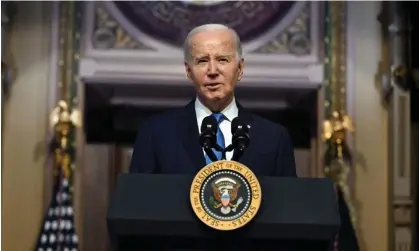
{"left": 185, "top": 29, "right": 244, "bottom": 107}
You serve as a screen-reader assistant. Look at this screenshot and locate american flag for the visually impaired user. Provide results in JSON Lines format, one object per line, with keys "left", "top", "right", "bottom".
{"left": 34, "top": 172, "right": 79, "bottom": 251}
{"left": 333, "top": 188, "right": 359, "bottom": 251}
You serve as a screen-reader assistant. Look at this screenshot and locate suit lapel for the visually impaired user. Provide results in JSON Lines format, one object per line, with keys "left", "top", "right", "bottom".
{"left": 237, "top": 102, "right": 253, "bottom": 125}
{"left": 180, "top": 100, "right": 207, "bottom": 170}
{"left": 236, "top": 102, "right": 255, "bottom": 166}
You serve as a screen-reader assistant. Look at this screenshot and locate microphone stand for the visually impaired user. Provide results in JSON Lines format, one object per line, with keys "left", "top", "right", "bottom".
{"left": 231, "top": 149, "right": 244, "bottom": 162}
{"left": 204, "top": 144, "right": 227, "bottom": 162}
{"left": 222, "top": 144, "right": 243, "bottom": 161}
{"left": 224, "top": 136, "right": 248, "bottom": 161}
{"left": 204, "top": 142, "right": 246, "bottom": 162}
{"left": 204, "top": 147, "right": 219, "bottom": 162}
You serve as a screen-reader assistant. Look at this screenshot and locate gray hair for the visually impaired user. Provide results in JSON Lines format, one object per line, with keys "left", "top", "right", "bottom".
{"left": 183, "top": 24, "right": 243, "bottom": 62}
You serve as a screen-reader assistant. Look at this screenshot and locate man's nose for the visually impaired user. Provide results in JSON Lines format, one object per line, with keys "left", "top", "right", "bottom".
{"left": 207, "top": 61, "right": 219, "bottom": 78}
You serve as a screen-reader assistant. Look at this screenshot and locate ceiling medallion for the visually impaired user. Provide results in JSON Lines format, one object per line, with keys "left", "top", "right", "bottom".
{"left": 180, "top": 0, "right": 226, "bottom": 6}
{"left": 113, "top": 1, "right": 296, "bottom": 47}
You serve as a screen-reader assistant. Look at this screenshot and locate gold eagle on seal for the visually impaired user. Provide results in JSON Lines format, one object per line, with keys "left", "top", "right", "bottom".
{"left": 210, "top": 177, "right": 244, "bottom": 215}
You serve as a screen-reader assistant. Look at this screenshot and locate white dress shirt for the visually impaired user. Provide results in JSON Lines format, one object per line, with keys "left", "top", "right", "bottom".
{"left": 195, "top": 97, "right": 238, "bottom": 161}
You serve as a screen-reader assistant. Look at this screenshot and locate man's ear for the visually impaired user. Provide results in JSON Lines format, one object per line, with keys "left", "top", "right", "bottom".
{"left": 184, "top": 62, "right": 192, "bottom": 81}
{"left": 237, "top": 58, "right": 244, "bottom": 81}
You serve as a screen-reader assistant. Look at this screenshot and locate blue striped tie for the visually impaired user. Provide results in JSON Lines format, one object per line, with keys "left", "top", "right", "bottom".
{"left": 205, "top": 113, "right": 225, "bottom": 164}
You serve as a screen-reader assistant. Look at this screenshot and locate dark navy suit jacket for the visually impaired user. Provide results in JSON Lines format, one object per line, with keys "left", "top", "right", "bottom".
{"left": 129, "top": 99, "right": 297, "bottom": 177}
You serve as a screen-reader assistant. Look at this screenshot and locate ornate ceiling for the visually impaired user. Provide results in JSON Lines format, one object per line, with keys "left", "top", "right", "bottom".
{"left": 80, "top": 1, "right": 323, "bottom": 92}
{"left": 92, "top": 1, "right": 312, "bottom": 56}
{"left": 111, "top": 1, "right": 296, "bottom": 47}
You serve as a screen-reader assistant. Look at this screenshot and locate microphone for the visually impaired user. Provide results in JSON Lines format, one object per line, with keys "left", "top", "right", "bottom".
{"left": 199, "top": 115, "right": 219, "bottom": 162}
{"left": 231, "top": 117, "right": 250, "bottom": 161}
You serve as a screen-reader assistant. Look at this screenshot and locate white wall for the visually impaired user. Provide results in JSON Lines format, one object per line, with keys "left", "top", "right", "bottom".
{"left": 347, "top": 2, "right": 389, "bottom": 251}
{"left": 2, "top": 2, "right": 53, "bottom": 250}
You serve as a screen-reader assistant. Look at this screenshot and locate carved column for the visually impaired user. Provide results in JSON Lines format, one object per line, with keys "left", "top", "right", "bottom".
{"left": 379, "top": 2, "right": 413, "bottom": 250}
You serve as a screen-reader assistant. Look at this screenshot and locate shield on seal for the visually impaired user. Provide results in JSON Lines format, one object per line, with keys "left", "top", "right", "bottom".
{"left": 221, "top": 192, "right": 230, "bottom": 207}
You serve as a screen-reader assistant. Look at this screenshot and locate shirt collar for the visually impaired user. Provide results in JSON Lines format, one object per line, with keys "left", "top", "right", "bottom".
{"left": 195, "top": 97, "right": 238, "bottom": 123}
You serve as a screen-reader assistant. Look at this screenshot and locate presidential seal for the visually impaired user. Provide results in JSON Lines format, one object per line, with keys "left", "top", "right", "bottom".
{"left": 190, "top": 160, "right": 262, "bottom": 231}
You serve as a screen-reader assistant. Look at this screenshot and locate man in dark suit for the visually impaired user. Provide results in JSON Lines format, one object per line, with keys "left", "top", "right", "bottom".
{"left": 129, "top": 23, "right": 297, "bottom": 178}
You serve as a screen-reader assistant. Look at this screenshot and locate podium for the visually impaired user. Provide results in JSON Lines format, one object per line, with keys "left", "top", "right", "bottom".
{"left": 107, "top": 173, "right": 340, "bottom": 251}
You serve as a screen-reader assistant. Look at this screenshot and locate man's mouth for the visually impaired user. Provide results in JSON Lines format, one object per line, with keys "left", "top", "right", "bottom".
{"left": 205, "top": 83, "right": 222, "bottom": 89}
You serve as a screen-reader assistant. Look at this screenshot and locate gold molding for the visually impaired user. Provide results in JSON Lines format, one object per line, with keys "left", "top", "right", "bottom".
{"left": 252, "top": 3, "right": 310, "bottom": 55}
{"left": 57, "top": 2, "right": 84, "bottom": 248}
{"left": 329, "top": 2, "right": 347, "bottom": 114}
{"left": 93, "top": 5, "right": 154, "bottom": 50}
{"left": 58, "top": 3, "right": 73, "bottom": 102}
{"left": 323, "top": 2, "right": 366, "bottom": 248}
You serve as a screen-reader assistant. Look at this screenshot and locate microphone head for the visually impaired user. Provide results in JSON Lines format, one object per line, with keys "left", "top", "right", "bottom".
{"left": 199, "top": 115, "right": 218, "bottom": 148}
{"left": 231, "top": 116, "right": 250, "bottom": 151}
{"left": 231, "top": 117, "right": 249, "bottom": 135}
{"left": 201, "top": 115, "right": 218, "bottom": 134}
